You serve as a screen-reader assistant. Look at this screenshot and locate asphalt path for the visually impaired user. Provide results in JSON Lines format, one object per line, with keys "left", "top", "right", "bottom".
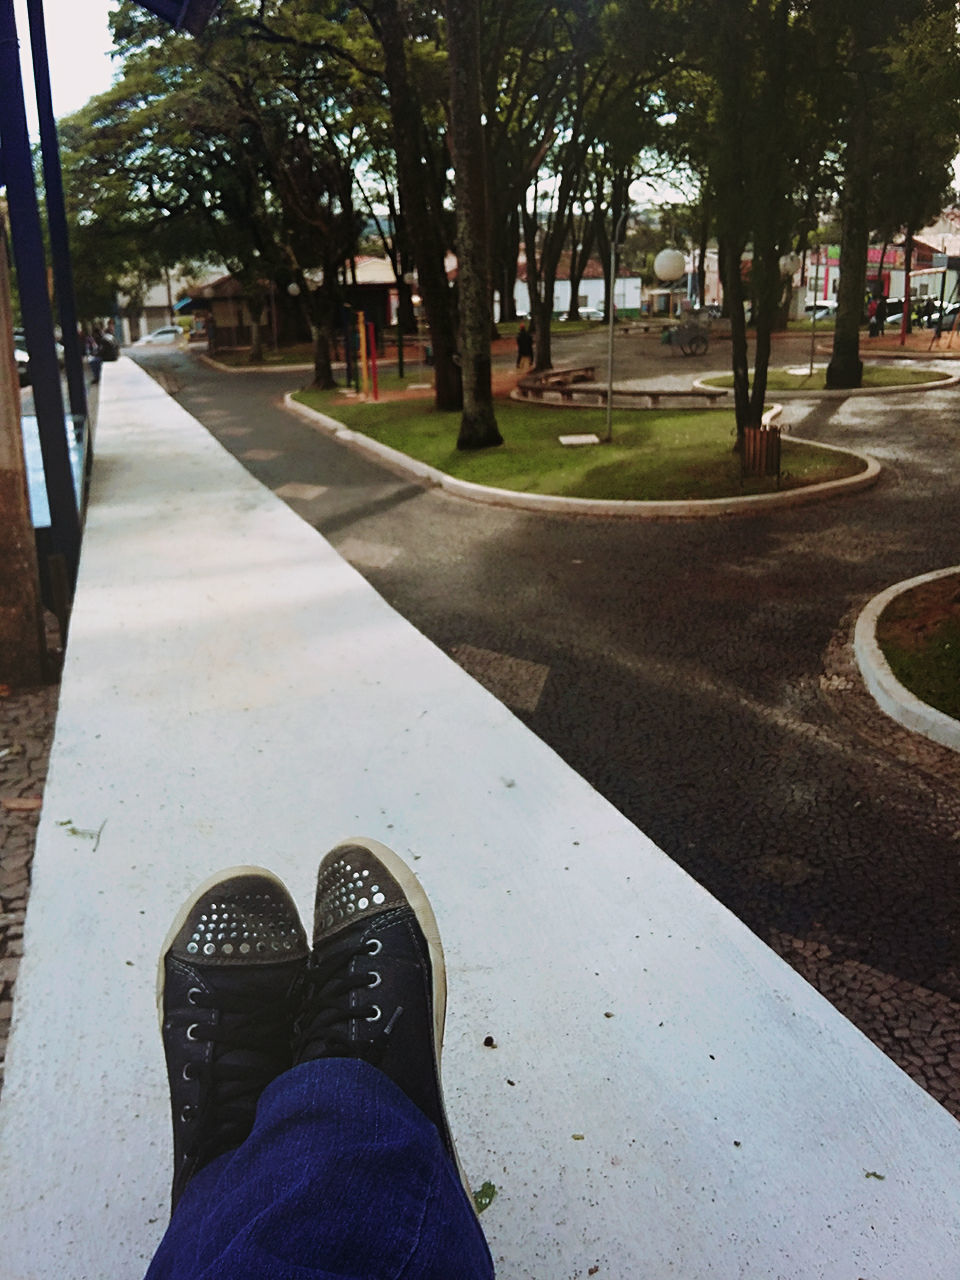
{"left": 130, "top": 335, "right": 960, "bottom": 1118}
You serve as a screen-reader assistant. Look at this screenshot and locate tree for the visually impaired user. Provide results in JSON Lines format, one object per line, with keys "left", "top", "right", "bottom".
{"left": 446, "top": 0, "right": 502, "bottom": 447}
{"left": 349, "top": 0, "right": 464, "bottom": 410}
{"left": 825, "top": 0, "right": 960, "bottom": 386}
{"left": 655, "top": 1, "right": 823, "bottom": 444}
{"left": 60, "top": 28, "right": 287, "bottom": 334}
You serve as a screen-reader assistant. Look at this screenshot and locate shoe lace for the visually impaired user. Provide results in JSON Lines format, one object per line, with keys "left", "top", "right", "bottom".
{"left": 293, "top": 935, "right": 384, "bottom": 1064}
{"left": 173, "top": 986, "right": 295, "bottom": 1166}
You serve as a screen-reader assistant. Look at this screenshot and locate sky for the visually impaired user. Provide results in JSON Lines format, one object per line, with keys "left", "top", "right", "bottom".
{"left": 13, "top": 0, "right": 118, "bottom": 133}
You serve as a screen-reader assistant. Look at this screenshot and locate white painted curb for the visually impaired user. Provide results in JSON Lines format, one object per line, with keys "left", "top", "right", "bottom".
{"left": 854, "top": 566, "right": 960, "bottom": 753}
{"left": 694, "top": 369, "right": 960, "bottom": 398}
{"left": 201, "top": 353, "right": 314, "bottom": 374}
{"left": 284, "top": 394, "right": 881, "bottom": 518}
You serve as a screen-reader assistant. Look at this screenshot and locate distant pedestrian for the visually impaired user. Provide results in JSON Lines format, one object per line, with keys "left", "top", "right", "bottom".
{"left": 868, "top": 297, "right": 878, "bottom": 338}
{"left": 88, "top": 327, "right": 104, "bottom": 384}
{"left": 876, "top": 294, "right": 887, "bottom": 336}
{"left": 516, "top": 323, "right": 533, "bottom": 369}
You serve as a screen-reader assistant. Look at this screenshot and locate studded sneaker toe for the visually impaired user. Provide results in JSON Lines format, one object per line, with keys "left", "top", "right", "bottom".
{"left": 293, "top": 838, "right": 471, "bottom": 1193}
{"left": 157, "top": 867, "right": 308, "bottom": 1209}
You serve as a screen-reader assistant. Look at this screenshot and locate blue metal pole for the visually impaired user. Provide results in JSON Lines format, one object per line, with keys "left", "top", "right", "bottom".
{"left": 0, "top": 0, "right": 80, "bottom": 589}
{"left": 25, "top": 0, "right": 89, "bottom": 429}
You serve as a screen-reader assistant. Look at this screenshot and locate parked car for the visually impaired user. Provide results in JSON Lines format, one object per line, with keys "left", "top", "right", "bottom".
{"left": 804, "top": 301, "right": 837, "bottom": 321}
{"left": 12, "top": 328, "right": 67, "bottom": 369}
{"left": 134, "top": 325, "right": 182, "bottom": 345}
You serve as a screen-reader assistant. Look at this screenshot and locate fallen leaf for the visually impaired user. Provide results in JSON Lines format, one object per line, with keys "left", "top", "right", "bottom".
{"left": 473, "top": 1182, "right": 498, "bottom": 1214}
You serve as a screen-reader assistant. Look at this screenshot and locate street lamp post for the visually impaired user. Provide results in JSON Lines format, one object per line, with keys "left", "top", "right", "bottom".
{"left": 605, "top": 242, "right": 685, "bottom": 445}
{"left": 604, "top": 211, "right": 628, "bottom": 444}
{"left": 808, "top": 246, "right": 821, "bottom": 377}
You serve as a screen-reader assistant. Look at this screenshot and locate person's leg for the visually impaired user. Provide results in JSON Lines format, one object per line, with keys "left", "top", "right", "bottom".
{"left": 148, "top": 844, "right": 494, "bottom": 1280}
{"left": 147, "top": 1057, "right": 492, "bottom": 1280}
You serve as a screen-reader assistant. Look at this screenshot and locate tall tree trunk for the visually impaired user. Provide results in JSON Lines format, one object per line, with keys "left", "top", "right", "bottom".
{"left": 749, "top": 241, "right": 781, "bottom": 422}
{"left": 244, "top": 283, "right": 269, "bottom": 363}
{"left": 249, "top": 317, "right": 264, "bottom": 363}
{"left": 566, "top": 210, "right": 595, "bottom": 320}
{"left": 447, "top": 0, "right": 501, "bottom": 449}
{"left": 719, "top": 234, "right": 752, "bottom": 444}
{"left": 500, "top": 206, "right": 520, "bottom": 321}
{"left": 521, "top": 202, "right": 554, "bottom": 370}
{"left": 901, "top": 227, "right": 914, "bottom": 338}
{"left": 696, "top": 198, "right": 709, "bottom": 307}
{"left": 827, "top": 79, "right": 869, "bottom": 388}
{"left": 370, "top": 0, "right": 462, "bottom": 410}
{"left": 295, "top": 271, "right": 337, "bottom": 390}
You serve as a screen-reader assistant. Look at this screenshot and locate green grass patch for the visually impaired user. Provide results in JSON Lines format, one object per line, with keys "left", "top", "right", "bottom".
{"left": 787, "top": 318, "right": 838, "bottom": 332}
{"left": 876, "top": 580, "right": 960, "bottom": 721}
{"left": 293, "top": 389, "right": 865, "bottom": 500}
{"left": 703, "top": 364, "right": 943, "bottom": 391}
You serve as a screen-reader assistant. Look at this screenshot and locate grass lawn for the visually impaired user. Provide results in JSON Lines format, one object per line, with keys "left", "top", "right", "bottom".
{"left": 293, "top": 388, "right": 866, "bottom": 501}
{"left": 786, "top": 318, "right": 837, "bottom": 333}
{"left": 703, "top": 364, "right": 944, "bottom": 391}
{"left": 876, "top": 576, "right": 960, "bottom": 721}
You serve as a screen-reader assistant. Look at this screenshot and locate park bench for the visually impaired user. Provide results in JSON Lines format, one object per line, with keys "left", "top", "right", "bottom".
{"left": 516, "top": 366, "right": 729, "bottom": 411}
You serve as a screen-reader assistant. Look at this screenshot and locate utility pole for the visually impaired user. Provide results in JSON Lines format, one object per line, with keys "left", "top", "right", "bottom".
{"left": 0, "top": 0, "right": 81, "bottom": 617}
{"left": 0, "top": 216, "right": 48, "bottom": 685}
{"left": 605, "top": 210, "right": 627, "bottom": 443}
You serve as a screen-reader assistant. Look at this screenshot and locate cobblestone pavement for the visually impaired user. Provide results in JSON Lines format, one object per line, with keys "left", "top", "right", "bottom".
{"left": 0, "top": 677, "right": 59, "bottom": 1096}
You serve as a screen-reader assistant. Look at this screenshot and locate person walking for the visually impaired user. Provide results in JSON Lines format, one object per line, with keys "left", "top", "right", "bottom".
{"left": 516, "top": 323, "right": 533, "bottom": 369}
{"left": 876, "top": 293, "right": 887, "bottom": 336}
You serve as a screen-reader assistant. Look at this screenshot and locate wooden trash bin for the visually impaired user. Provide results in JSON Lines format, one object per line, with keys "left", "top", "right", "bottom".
{"left": 742, "top": 424, "right": 781, "bottom": 484}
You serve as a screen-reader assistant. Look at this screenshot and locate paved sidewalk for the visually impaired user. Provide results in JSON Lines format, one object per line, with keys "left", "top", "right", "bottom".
{"left": 2, "top": 357, "right": 959, "bottom": 1277}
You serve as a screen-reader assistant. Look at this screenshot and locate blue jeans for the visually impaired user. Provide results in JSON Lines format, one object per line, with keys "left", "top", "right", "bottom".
{"left": 145, "top": 1058, "right": 495, "bottom": 1279}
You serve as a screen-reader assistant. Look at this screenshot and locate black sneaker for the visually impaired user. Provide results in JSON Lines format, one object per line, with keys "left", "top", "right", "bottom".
{"left": 157, "top": 867, "right": 308, "bottom": 1209}
{"left": 293, "top": 838, "right": 471, "bottom": 1194}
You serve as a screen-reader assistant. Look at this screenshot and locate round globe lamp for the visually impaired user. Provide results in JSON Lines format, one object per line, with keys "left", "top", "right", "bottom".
{"left": 653, "top": 248, "right": 686, "bottom": 282}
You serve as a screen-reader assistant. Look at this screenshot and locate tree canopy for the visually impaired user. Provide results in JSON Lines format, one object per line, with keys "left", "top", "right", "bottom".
{"left": 56, "top": 0, "right": 960, "bottom": 431}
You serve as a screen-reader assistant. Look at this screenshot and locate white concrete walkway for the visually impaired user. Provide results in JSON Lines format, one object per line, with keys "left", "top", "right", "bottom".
{"left": 1, "top": 357, "right": 959, "bottom": 1279}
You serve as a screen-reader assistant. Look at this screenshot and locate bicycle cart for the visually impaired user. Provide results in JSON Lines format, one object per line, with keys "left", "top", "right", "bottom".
{"left": 663, "top": 316, "right": 710, "bottom": 356}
